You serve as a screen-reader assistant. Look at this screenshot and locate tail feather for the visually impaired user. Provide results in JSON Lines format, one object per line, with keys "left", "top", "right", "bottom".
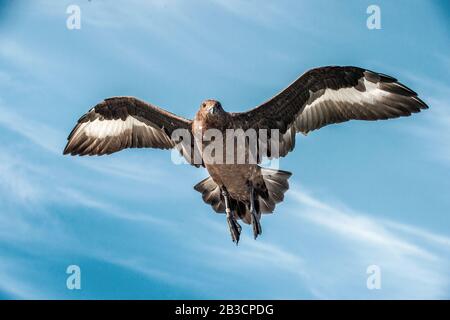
{"left": 257, "top": 168, "right": 292, "bottom": 213}
{"left": 193, "top": 167, "right": 292, "bottom": 222}
{"left": 194, "top": 177, "right": 225, "bottom": 213}
{"left": 193, "top": 176, "right": 252, "bottom": 223}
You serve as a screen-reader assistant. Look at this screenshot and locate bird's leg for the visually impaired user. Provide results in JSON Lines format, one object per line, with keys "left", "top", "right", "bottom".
{"left": 222, "top": 188, "right": 241, "bottom": 244}
{"left": 249, "top": 185, "right": 262, "bottom": 239}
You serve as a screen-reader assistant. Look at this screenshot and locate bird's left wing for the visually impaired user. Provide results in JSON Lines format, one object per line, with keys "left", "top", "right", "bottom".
{"left": 64, "top": 97, "right": 201, "bottom": 166}
{"left": 231, "top": 66, "right": 428, "bottom": 158}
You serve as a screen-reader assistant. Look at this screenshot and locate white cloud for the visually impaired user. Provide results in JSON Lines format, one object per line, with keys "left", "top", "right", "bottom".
{"left": 57, "top": 186, "right": 174, "bottom": 227}
{"left": 287, "top": 187, "right": 450, "bottom": 299}
{"left": 0, "top": 39, "right": 42, "bottom": 68}
{"left": 0, "top": 103, "right": 62, "bottom": 154}
{"left": 100, "top": 255, "right": 205, "bottom": 290}
{"left": 384, "top": 220, "right": 450, "bottom": 250}
{"left": 153, "top": 182, "right": 450, "bottom": 299}
{"left": 399, "top": 87, "right": 450, "bottom": 165}
{"left": 0, "top": 259, "right": 46, "bottom": 299}
{"left": 417, "top": 98, "right": 450, "bottom": 163}
{"left": 0, "top": 152, "right": 43, "bottom": 203}
{"left": 291, "top": 190, "right": 438, "bottom": 260}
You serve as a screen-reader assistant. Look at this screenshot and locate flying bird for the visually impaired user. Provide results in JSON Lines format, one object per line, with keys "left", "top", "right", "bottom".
{"left": 64, "top": 66, "right": 428, "bottom": 243}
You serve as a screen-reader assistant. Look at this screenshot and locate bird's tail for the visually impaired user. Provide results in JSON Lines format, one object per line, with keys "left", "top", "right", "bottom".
{"left": 193, "top": 168, "right": 292, "bottom": 224}
{"left": 255, "top": 167, "right": 292, "bottom": 214}
{"left": 193, "top": 176, "right": 225, "bottom": 213}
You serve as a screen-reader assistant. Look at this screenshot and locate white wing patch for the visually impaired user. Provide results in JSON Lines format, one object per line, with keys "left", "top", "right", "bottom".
{"left": 303, "top": 78, "right": 388, "bottom": 111}
{"left": 294, "top": 77, "right": 420, "bottom": 134}
{"left": 82, "top": 117, "right": 147, "bottom": 139}
{"left": 65, "top": 113, "right": 175, "bottom": 155}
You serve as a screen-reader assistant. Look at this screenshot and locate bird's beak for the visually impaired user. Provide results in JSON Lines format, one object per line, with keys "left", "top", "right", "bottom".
{"left": 208, "top": 106, "right": 217, "bottom": 115}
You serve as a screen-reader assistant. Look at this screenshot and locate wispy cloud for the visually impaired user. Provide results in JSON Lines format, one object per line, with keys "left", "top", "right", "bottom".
{"left": 191, "top": 185, "right": 450, "bottom": 299}
{"left": 200, "top": 228, "right": 307, "bottom": 277}
{"left": 0, "top": 102, "right": 62, "bottom": 154}
{"left": 291, "top": 190, "right": 439, "bottom": 260}
{"left": 0, "top": 39, "right": 43, "bottom": 69}
{"left": 396, "top": 70, "right": 450, "bottom": 165}
{"left": 414, "top": 98, "right": 450, "bottom": 163}
{"left": 57, "top": 186, "right": 175, "bottom": 227}
{"left": 287, "top": 187, "right": 450, "bottom": 299}
{"left": 0, "top": 259, "right": 46, "bottom": 299}
{"left": 0, "top": 152, "right": 43, "bottom": 203}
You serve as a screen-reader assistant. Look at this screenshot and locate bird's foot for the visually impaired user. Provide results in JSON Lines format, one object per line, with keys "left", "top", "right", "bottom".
{"left": 251, "top": 211, "right": 262, "bottom": 240}
{"left": 248, "top": 184, "right": 262, "bottom": 239}
{"left": 221, "top": 187, "right": 241, "bottom": 244}
{"left": 226, "top": 211, "right": 242, "bottom": 245}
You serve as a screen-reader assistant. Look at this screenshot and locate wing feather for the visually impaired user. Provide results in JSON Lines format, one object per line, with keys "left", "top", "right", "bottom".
{"left": 63, "top": 96, "right": 202, "bottom": 167}
{"left": 232, "top": 66, "right": 428, "bottom": 159}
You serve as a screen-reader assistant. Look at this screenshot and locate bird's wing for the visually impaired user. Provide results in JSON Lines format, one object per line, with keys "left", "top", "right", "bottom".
{"left": 64, "top": 96, "right": 202, "bottom": 166}
{"left": 231, "top": 66, "right": 428, "bottom": 158}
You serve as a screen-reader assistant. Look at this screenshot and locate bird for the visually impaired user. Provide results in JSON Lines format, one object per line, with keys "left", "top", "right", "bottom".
{"left": 63, "top": 66, "right": 428, "bottom": 244}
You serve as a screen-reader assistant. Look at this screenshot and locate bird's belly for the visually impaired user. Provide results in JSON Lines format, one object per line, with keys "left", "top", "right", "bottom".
{"left": 205, "top": 163, "right": 259, "bottom": 201}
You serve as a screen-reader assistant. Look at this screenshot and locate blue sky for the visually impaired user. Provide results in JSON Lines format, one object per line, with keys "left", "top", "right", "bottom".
{"left": 0, "top": 0, "right": 449, "bottom": 299}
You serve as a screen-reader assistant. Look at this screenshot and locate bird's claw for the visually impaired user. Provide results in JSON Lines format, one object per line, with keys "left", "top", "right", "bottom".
{"left": 249, "top": 185, "right": 262, "bottom": 240}
{"left": 227, "top": 214, "right": 242, "bottom": 244}
{"left": 251, "top": 213, "right": 262, "bottom": 239}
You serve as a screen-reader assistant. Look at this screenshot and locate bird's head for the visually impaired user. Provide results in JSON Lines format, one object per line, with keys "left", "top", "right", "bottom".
{"left": 199, "top": 99, "right": 224, "bottom": 118}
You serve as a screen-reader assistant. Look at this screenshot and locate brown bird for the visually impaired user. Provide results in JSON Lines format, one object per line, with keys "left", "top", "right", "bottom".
{"left": 63, "top": 66, "right": 428, "bottom": 243}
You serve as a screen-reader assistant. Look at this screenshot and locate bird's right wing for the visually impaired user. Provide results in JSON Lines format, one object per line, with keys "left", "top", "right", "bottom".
{"left": 63, "top": 96, "right": 202, "bottom": 167}
{"left": 232, "top": 66, "right": 428, "bottom": 159}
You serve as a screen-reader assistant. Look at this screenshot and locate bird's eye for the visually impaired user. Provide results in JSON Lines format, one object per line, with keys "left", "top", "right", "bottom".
{"left": 202, "top": 103, "right": 206, "bottom": 108}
